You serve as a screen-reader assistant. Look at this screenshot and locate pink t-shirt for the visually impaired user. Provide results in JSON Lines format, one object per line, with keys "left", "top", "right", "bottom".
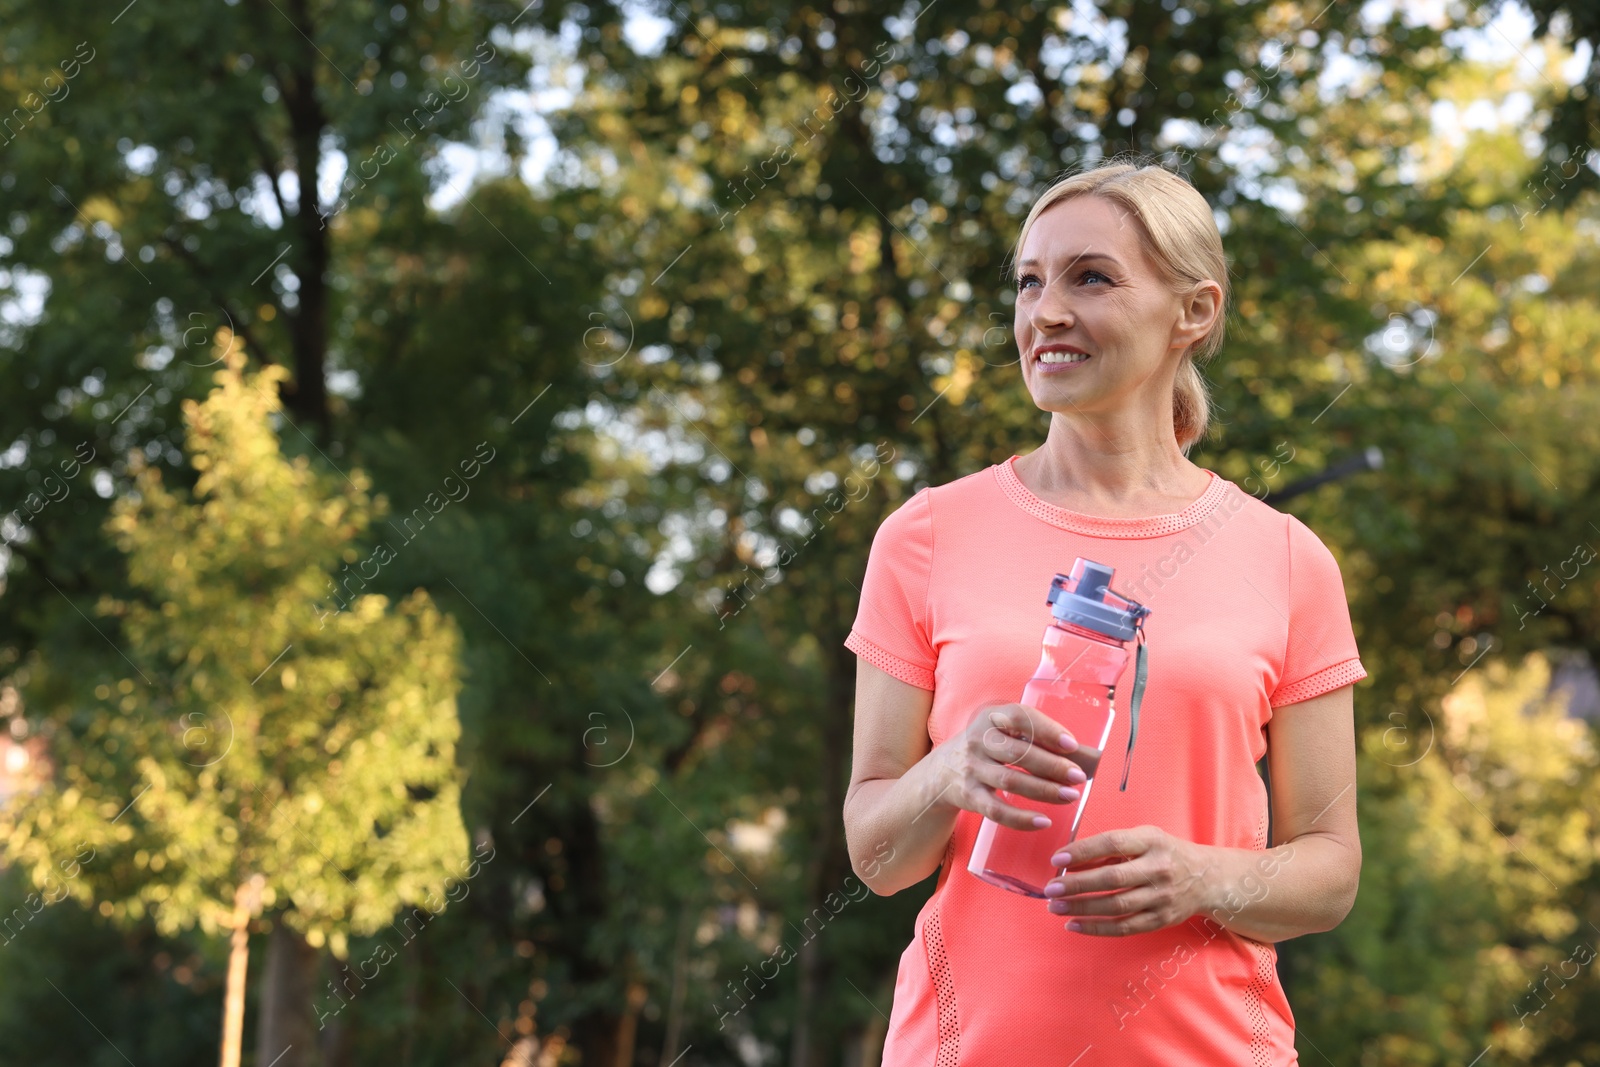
{"left": 844, "top": 456, "right": 1366, "bottom": 1067}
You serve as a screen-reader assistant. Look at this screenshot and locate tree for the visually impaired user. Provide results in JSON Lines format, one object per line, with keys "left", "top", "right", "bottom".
{"left": 1, "top": 1, "right": 612, "bottom": 1055}
{"left": 0, "top": 0, "right": 531, "bottom": 438}
{"left": 539, "top": 0, "right": 1472, "bottom": 1060}
{"left": 0, "top": 338, "right": 471, "bottom": 1067}
{"left": 1295, "top": 653, "right": 1599, "bottom": 1064}
{"left": 6, "top": 0, "right": 1600, "bottom": 1062}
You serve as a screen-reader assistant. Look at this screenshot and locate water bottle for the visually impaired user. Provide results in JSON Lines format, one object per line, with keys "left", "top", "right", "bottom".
{"left": 966, "top": 557, "right": 1151, "bottom": 898}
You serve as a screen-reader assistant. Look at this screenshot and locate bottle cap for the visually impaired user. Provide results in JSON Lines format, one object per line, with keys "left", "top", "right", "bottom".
{"left": 1046, "top": 558, "right": 1151, "bottom": 641}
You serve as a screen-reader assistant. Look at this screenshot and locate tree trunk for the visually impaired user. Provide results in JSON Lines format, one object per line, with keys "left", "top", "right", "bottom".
{"left": 660, "top": 902, "right": 692, "bottom": 1063}
{"left": 789, "top": 937, "right": 819, "bottom": 1067}
{"left": 500, "top": 1037, "right": 541, "bottom": 1067}
{"left": 257, "top": 918, "right": 322, "bottom": 1067}
{"left": 857, "top": 974, "right": 894, "bottom": 1067}
{"left": 613, "top": 979, "right": 646, "bottom": 1067}
{"left": 218, "top": 878, "right": 262, "bottom": 1067}
{"left": 277, "top": 0, "right": 331, "bottom": 438}
{"left": 561, "top": 780, "right": 622, "bottom": 1066}
{"left": 318, "top": 1011, "right": 351, "bottom": 1067}
{"left": 790, "top": 621, "right": 859, "bottom": 1067}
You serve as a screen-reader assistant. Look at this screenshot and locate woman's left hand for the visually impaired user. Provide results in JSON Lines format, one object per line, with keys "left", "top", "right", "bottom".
{"left": 1042, "top": 826, "right": 1216, "bottom": 936}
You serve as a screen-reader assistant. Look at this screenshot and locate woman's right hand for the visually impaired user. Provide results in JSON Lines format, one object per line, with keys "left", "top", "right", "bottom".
{"left": 930, "top": 703, "right": 1097, "bottom": 831}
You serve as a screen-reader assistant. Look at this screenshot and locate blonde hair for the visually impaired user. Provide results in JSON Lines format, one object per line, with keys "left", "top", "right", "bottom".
{"left": 1009, "top": 160, "right": 1229, "bottom": 452}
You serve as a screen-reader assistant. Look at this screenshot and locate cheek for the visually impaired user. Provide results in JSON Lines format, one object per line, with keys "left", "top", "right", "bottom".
{"left": 1015, "top": 318, "right": 1039, "bottom": 365}
{"left": 1110, "top": 292, "right": 1169, "bottom": 339}
{"left": 1085, "top": 299, "right": 1141, "bottom": 350}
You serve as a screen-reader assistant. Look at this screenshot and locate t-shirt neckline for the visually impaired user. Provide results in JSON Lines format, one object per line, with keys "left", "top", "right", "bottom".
{"left": 993, "top": 455, "right": 1231, "bottom": 539}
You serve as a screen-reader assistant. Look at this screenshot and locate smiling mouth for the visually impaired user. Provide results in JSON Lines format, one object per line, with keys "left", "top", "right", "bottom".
{"left": 1036, "top": 350, "right": 1091, "bottom": 365}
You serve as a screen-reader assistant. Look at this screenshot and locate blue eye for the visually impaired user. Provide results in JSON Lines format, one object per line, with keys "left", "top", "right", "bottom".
{"left": 1018, "top": 268, "right": 1111, "bottom": 291}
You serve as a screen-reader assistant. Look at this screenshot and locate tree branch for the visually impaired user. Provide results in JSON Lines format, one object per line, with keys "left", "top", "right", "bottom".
{"left": 249, "top": 123, "right": 294, "bottom": 229}
{"left": 158, "top": 234, "right": 277, "bottom": 366}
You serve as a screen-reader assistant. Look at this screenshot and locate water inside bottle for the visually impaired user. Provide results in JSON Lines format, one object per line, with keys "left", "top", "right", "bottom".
{"left": 970, "top": 682, "right": 1117, "bottom": 898}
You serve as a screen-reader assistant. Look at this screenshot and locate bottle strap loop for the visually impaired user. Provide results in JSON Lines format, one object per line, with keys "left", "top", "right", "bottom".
{"left": 1119, "top": 625, "right": 1149, "bottom": 792}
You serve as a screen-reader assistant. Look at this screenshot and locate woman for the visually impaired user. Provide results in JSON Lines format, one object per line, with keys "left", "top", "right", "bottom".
{"left": 842, "top": 161, "right": 1365, "bottom": 1066}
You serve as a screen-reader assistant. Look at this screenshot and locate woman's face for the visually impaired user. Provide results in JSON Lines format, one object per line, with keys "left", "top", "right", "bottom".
{"left": 1013, "top": 195, "right": 1198, "bottom": 422}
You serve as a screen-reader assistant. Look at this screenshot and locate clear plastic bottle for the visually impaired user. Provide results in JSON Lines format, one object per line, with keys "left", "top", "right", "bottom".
{"left": 967, "top": 558, "right": 1150, "bottom": 898}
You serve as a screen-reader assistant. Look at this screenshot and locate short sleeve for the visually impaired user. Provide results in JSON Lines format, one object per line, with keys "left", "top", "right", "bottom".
{"left": 1270, "top": 515, "right": 1368, "bottom": 707}
{"left": 844, "top": 488, "right": 937, "bottom": 691}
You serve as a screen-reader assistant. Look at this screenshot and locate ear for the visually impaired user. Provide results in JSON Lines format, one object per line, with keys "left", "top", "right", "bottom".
{"left": 1171, "top": 280, "right": 1223, "bottom": 353}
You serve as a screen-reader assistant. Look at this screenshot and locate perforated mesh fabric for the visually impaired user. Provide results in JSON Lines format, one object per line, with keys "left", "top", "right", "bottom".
{"left": 1244, "top": 942, "right": 1275, "bottom": 1065}
{"left": 923, "top": 908, "right": 961, "bottom": 1067}
{"left": 844, "top": 630, "right": 936, "bottom": 691}
{"left": 1271, "top": 657, "right": 1367, "bottom": 707}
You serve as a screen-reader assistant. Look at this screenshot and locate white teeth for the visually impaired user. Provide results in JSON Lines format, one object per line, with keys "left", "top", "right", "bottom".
{"left": 1038, "top": 350, "right": 1089, "bottom": 364}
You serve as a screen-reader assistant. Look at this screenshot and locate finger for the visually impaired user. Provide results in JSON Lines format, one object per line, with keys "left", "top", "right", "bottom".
{"left": 978, "top": 734, "right": 1093, "bottom": 790}
{"left": 1044, "top": 887, "right": 1163, "bottom": 918}
{"left": 1051, "top": 827, "right": 1155, "bottom": 869}
{"left": 988, "top": 704, "right": 1088, "bottom": 763}
{"left": 977, "top": 715, "right": 1057, "bottom": 764}
{"left": 963, "top": 785, "right": 1059, "bottom": 832}
{"left": 1014, "top": 739, "right": 1100, "bottom": 782}
{"left": 1008, "top": 740, "right": 1098, "bottom": 784}
{"left": 998, "top": 703, "right": 1100, "bottom": 780}
{"left": 1064, "top": 910, "right": 1168, "bottom": 937}
{"left": 980, "top": 711, "right": 1094, "bottom": 784}
{"left": 978, "top": 762, "right": 1083, "bottom": 807}
{"left": 1010, "top": 703, "right": 1106, "bottom": 776}
{"left": 1042, "top": 856, "right": 1152, "bottom": 898}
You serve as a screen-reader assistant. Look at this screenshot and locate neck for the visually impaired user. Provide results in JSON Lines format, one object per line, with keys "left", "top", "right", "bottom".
{"left": 1014, "top": 406, "right": 1206, "bottom": 515}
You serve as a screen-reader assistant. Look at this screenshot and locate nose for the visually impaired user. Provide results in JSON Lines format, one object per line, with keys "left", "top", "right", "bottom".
{"left": 1026, "top": 270, "right": 1076, "bottom": 332}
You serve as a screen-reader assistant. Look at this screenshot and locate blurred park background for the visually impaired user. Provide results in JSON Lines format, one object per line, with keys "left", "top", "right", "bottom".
{"left": 1, "top": 0, "right": 1599, "bottom": 1064}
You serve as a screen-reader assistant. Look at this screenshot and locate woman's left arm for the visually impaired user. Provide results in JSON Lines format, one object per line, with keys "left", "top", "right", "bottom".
{"left": 1042, "top": 684, "right": 1361, "bottom": 942}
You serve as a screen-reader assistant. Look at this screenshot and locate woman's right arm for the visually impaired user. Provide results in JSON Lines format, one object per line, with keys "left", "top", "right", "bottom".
{"left": 843, "top": 660, "right": 1097, "bottom": 896}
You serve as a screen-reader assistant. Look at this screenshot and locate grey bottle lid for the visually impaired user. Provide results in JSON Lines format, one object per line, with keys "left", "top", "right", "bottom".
{"left": 1046, "top": 558, "right": 1151, "bottom": 641}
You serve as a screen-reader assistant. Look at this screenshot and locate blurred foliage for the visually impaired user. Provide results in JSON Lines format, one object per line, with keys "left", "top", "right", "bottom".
{"left": 1295, "top": 653, "right": 1600, "bottom": 1064}
{"left": 0, "top": 343, "right": 469, "bottom": 952}
{"left": 0, "top": 864, "right": 224, "bottom": 1065}
{"left": 1, "top": 0, "right": 1599, "bottom": 1065}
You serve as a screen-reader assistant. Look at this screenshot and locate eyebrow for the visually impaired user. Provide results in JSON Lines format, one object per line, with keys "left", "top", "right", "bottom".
{"left": 1016, "top": 252, "right": 1124, "bottom": 271}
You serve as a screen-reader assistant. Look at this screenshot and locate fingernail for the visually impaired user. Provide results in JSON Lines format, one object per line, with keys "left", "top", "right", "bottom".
{"left": 1047, "top": 901, "right": 1068, "bottom": 913}
{"left": 1032, "top": 815, "right": 1051, "bottom": 828}
{"left": 1059, "top": 733, "right": 1076, "bottom": 751}
{"left": 1066, "top": 921, "right": 1083, "bottom": 932}
{"left": 1067, "top": 767, "right": 1087, "bottom": 784}
{"left": 1043, "top": 881, "right": 1063, "bottom": 895}
{"left": 1056, "top": 851, "right": 1071, "bottom": 865}
{"left": 1058, "top": 786, "right": 1079, "bottom": 800}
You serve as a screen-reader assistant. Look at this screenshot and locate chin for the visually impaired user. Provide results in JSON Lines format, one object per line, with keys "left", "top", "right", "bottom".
{"left": 1028, "top": 381, "right": 1111, "bottom": 416}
